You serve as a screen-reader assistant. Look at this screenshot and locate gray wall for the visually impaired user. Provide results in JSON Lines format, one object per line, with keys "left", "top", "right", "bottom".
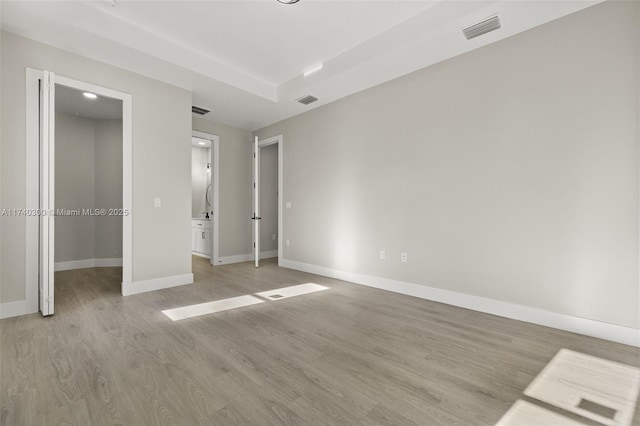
{"left": 94, "top": 118, "right": 123, "bottom": 260}
{"left": 1, "top": 31, "right": 192, "bottom": 303}
{"left": 192, "top": 117, "right": 253, "bottom": 258}
{"left": 191, "top": 146, "right": 209, "bottom": 219}
{"left": 55, "top": 112, "right": 96, "bottom": 262}
{"left": 260, "top": 143, "right": 278, "bottom": 253}
{"left": 55, "top": 112, "right": 123, "bottom": 263}
{"left": 255, "top": 1, "right": 640, "bottom": 329}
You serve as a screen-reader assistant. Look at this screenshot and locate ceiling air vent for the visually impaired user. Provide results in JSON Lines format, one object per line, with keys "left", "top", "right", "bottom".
{"left": 463, "top": 15, "right": 501, "bottom": 40}
{"left": 297, "top": 95, "right": 318, "bottom": 105}
{"left": 192, "top": 106, "right": 210, "bottom": 115}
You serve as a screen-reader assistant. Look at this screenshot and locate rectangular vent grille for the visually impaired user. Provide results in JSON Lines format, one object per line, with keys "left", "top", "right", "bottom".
{"left": 297, "top": 95, "right": 318, "bottom": 105}
{"left": 463, "top": 15, "right": 501, "bottom": 40}
{"left": 192, "top": 106, "right": 210, "bottom": 115}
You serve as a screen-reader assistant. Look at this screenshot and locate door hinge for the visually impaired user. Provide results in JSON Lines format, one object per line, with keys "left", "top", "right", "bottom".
{"left": 253, "top": 242, "right": 256, "bottom": 248}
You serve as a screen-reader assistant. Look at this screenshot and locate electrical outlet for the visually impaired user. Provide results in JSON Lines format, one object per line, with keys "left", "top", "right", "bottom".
{"left": 286, "top": 239, "right": 290, "bottom": 247}
{"left": 272, "top": 234, "right": 276, "bottom": 240}
{"left": 401, "top": 252, "right": 408, "bottom": 263}
{"left": 286, "top": 201, "right": 292, "bottom": 209}
{"left": 154, "top": 197, "right": 161, "bottom": 207}
{"left": 380, "top": 250, "right": 385, "bottom": 260}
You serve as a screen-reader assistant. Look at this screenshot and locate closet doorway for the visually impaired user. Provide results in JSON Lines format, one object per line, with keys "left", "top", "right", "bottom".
{"left": 27, "top": 69, "right": 132, "bottom": 315}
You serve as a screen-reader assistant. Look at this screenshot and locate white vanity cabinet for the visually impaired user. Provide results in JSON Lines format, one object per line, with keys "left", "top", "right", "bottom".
{"left": 192, "top": 219, "right": 211, "bottom": 257}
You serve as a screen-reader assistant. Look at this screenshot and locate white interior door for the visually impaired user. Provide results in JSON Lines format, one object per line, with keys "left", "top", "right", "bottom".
{"left": 39, "top": 71, "right": 55, "bottom": 316}
{"left": 252, "top": 136, "right": 260, "bottom": 268}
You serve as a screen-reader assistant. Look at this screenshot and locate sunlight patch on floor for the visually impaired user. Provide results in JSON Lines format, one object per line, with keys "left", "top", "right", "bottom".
{"left": 255, "top": 283, "right": 329, "bottom": 301}
{"left": 162, "top": 295, "right": 264, "bottom": 321}
{"left": 524, "top": 349, "right": 640, "bottom": 426}
{"left": 162, "top": 283, "right": 330, "bottom": 321}
{"left": 497, "top": 349, "right": 640, "bottom": 426}
{"left": 496, "top": 400, "right": 585, "bottom": 426}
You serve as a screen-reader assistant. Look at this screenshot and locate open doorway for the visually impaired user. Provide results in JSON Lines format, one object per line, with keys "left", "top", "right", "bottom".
{"left": 191, "top": 131, "right": 219, "bottom": 266}
{"left": 259, "top": 142, "right": 279, "bottom": 260}
{"left": 53, "top": 84, "right": 123, "bottom": 310}
{"left": 252, "top": 135, "right": 283, "bottom": 268}
{"left": 26, "top": 69, "right": 132, "bottom": 315}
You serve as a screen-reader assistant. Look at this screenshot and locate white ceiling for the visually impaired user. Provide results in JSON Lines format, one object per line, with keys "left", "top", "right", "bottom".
{"left": 55, "top": 83, "right": 123, "bottom": 120}
{"left": 111, "top": 1, "right": 432, "bottom": 86}
{"left": 1, "top": 0, "right": 602, "bottom": 131}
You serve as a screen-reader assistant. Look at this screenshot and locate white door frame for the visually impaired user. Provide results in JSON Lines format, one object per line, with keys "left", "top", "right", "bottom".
{"left": 257, "top": 135, "right": 283, "bottom": 266}
{"left": 26, "top": 68, "right": 133, "bottom": 312}
{"left": 192, "top": 130, "right": 220, "bottom": 266}
{"left": 39, "top": 71, "right": 55, "bottom": 315}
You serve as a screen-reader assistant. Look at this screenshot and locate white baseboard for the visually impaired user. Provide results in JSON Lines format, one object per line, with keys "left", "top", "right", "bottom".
{"left": 261, "top": 250, "right": 278, "bottom": 259}
{"left": 217, "top": 250, "right": 277, "bottom": 265}
{"left": 218, "top": 253, "right": 253, "bottom": 265}
{"left": 192, "top": 252, "right": 210, "bottom": 259}
{"left": 280, "top": 259, "right": 640, "bottom": 348}
{"left": 0, "top": 299, "right": 38, "bottom": 319}
{"left": 122, "top": 273, "right": 194, "bottom": 296}
{"left": 2, "top": 271, "right": 193, "bottom": 316}
{"left": 55, "top": 258, "right": 122, "bottom": 271}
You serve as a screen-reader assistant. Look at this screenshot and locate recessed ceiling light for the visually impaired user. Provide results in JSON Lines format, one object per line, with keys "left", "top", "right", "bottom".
{"left": 303, "top": 63, "right": 323, "bottom": 77}
{"left": 83, "top": 92, "right": 97, "bottom": 99}
{"left": 198, "top": 142, "right": 205, "bottom": 146}
{"left": 277, "top": 0, "right": 299, "bottom": 4}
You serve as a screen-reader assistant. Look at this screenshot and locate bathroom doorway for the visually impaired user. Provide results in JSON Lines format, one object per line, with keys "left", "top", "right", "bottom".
{"left": 191, "top": 131, "right": 219, "bottom": 266}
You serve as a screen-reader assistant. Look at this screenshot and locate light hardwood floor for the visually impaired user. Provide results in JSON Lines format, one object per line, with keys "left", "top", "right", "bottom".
{"left": 1, "top": 257, "right": 638, "bottom": 425}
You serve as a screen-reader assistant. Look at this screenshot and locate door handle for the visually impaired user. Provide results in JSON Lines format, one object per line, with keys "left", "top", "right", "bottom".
{"left": 251, "top": 216, "right": 262, "bottom": 220}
